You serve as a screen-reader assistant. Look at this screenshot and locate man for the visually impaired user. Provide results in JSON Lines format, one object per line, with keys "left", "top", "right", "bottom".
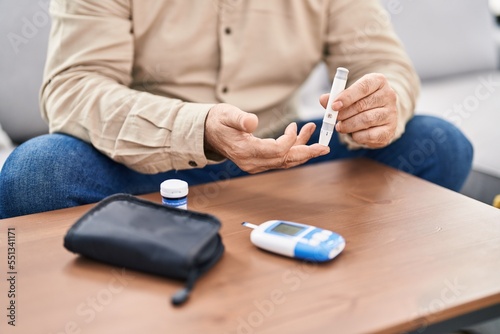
{"left": 0, "top": 0, "right": 472, "bottom": 218}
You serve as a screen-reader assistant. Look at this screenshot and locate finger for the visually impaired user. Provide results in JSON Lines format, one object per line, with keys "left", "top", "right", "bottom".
{"left": 275, "top": 122, "right": 298, "bottom": 150}
{"left": 222, "top": 108, "right": 259, "bottom": 133}
{"left": 281, "top": 144, "right": 330, "bottom": 168}
{"left": 241, "top": 142, "right": 329, "bottom": 173}
{"left": 336, "top": 90, "right": 387, "bottom": 121}
{"left": 331, "top": 73, "right": 386, "bottom": 111}
{"left": 350, "top": 125, "right": 394, "bottom": 148}
{"left": 295, "top": 122, "right": 316, "bottom": 145}
{"left": 242, "top": 113, "right": 259, "bottom": 133}
{"left": 246, "top": 122, "right": 323, "bottom": 162}
{"left": 336, "top": 107, "right": 392, "bottom": 134}
{"left": 319, "top": 93, "right": 329, "bottom": 108}
{"left": 248, "top": 122, "right": 298, "bottom": 159}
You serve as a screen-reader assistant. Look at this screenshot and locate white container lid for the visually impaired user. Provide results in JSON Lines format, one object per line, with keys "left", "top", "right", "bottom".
{"left": 160, "top": 179, "right": 188, "bottom": 198}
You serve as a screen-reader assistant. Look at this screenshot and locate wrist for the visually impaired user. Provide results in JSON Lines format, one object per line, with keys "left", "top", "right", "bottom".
{"left": 203, "top": 105, "right": 225, "bottom": 161}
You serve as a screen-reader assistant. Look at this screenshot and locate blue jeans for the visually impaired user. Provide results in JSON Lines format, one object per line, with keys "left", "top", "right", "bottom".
{"left": 0, "top": 116, "right": 473, "bottom": 218}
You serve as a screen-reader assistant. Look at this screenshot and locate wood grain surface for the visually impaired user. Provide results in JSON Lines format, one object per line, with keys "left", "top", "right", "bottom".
{"left": 1, "top": 158, "right": 499, "bottom": 334}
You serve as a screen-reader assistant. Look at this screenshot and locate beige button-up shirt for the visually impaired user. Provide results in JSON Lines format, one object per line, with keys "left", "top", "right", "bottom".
{"left": 41, "top": 0, "right": 419, "bottom": 174}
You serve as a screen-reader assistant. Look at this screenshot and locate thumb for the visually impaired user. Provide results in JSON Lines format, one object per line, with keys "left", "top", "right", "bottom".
{"left": 225, "top": 108, "right": 259, "bottom": 133}
{"left": 319, "top": 93, "right": 329, "bottom": 108}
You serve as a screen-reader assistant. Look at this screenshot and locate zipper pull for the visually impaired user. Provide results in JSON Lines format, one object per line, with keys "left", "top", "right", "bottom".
{"left": 171, "top": 268, "right": 199, "bottom": 306}
{"left": 171, "top": 287, "right": 190, "bottom": 306}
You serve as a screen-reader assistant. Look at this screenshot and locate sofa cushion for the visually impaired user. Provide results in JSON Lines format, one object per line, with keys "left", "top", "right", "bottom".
{"left": 380, "top": 0, "right": 498, "bottom": 80}
{"left": 416, "top": 70, "right": 500, "bottom": 178}
{"left": 0, "top": 0, "right": 50, "bottom": 143}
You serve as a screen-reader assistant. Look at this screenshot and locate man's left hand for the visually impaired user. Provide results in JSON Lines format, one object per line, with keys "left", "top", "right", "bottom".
{"left": 320, "top": 73, "right": 398, "bottom": 148}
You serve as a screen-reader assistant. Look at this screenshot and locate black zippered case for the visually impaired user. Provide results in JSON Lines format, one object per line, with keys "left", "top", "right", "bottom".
{"left": 63, "top": 193, "right": 224, "bottom": 306}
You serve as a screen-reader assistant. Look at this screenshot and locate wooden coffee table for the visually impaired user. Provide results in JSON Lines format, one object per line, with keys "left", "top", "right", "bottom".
{"left": 1, "top": 158, "right": 499, "bottom": 334}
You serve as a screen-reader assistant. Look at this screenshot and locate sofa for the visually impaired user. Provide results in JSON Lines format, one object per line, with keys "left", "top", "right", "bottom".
{"left": 1, "top": 0, "right": 499, "bottom": 205}
{"left": 0, "top": 0, "right": 51, "bottom": 168}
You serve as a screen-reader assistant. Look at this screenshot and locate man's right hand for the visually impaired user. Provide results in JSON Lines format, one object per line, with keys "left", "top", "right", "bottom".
{"left": 204, "top": 103, "right": 329, "bottom": 174}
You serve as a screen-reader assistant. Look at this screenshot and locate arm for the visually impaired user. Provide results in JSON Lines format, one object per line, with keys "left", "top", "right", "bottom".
{"left": 42, "top": 0, "right": 328, "bottom": 175}
{"left": 322, "top": 0, "right": 420, "bottom": 148}
{"left": 41, "top": 0, "right": 215, "bottom": 174}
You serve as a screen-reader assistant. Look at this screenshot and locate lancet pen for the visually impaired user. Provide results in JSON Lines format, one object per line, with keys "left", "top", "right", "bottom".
{"left": 318, "top": 67, "right": 349, "bottom": 146}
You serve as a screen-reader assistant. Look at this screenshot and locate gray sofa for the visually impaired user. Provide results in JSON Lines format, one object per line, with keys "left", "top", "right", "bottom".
{"left": 1, "top": 0, "right": 499, "bottom": 204}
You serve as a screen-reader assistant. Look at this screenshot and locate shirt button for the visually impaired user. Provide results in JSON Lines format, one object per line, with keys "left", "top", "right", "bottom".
{"left": 222, "top": 87, "right": 228, "bottom": 93}
{"left": 188, "top": 161, "right": 198, "bottom": 167}
{"left": 225, "top": 27, "right": 231, "bottom": 35}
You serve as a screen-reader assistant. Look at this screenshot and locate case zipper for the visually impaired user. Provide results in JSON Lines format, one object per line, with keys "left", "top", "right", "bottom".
{"left": 170, "top": 235, "right": 224, "bottom": 306}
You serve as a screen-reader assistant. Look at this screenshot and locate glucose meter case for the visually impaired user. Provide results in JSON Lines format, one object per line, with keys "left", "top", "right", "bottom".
{"left": 63, "top": 194, "right": 224, "bottom": 306}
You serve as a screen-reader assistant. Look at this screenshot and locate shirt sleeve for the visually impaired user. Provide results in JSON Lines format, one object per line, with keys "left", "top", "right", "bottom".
{"left": 323, "top": 0, "right": 420, "bottom": 149}
{"left": 40, "top": 0, "right": 219, "bottom": 174}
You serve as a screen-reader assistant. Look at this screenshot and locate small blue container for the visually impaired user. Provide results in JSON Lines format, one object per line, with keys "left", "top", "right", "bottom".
{"left": 160, "top": 179, "right": 188, "bottom": 209}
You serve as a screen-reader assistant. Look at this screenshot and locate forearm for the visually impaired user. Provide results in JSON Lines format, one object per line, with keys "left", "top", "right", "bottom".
{"left": 41, "top": 71, "right": 216, "bottom": 174}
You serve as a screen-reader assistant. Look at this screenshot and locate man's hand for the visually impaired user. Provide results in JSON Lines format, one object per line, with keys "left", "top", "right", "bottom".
{"left": 320, "top": 73, "right": 398, "bottom": 148}
{"left": 204, "top": 103, "right": 329, "bottom": 174}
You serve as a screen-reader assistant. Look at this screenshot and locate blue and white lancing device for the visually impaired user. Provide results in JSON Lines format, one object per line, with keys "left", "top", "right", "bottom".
{"left": 242, "top": 220, "right": 345, "bottom": 262}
